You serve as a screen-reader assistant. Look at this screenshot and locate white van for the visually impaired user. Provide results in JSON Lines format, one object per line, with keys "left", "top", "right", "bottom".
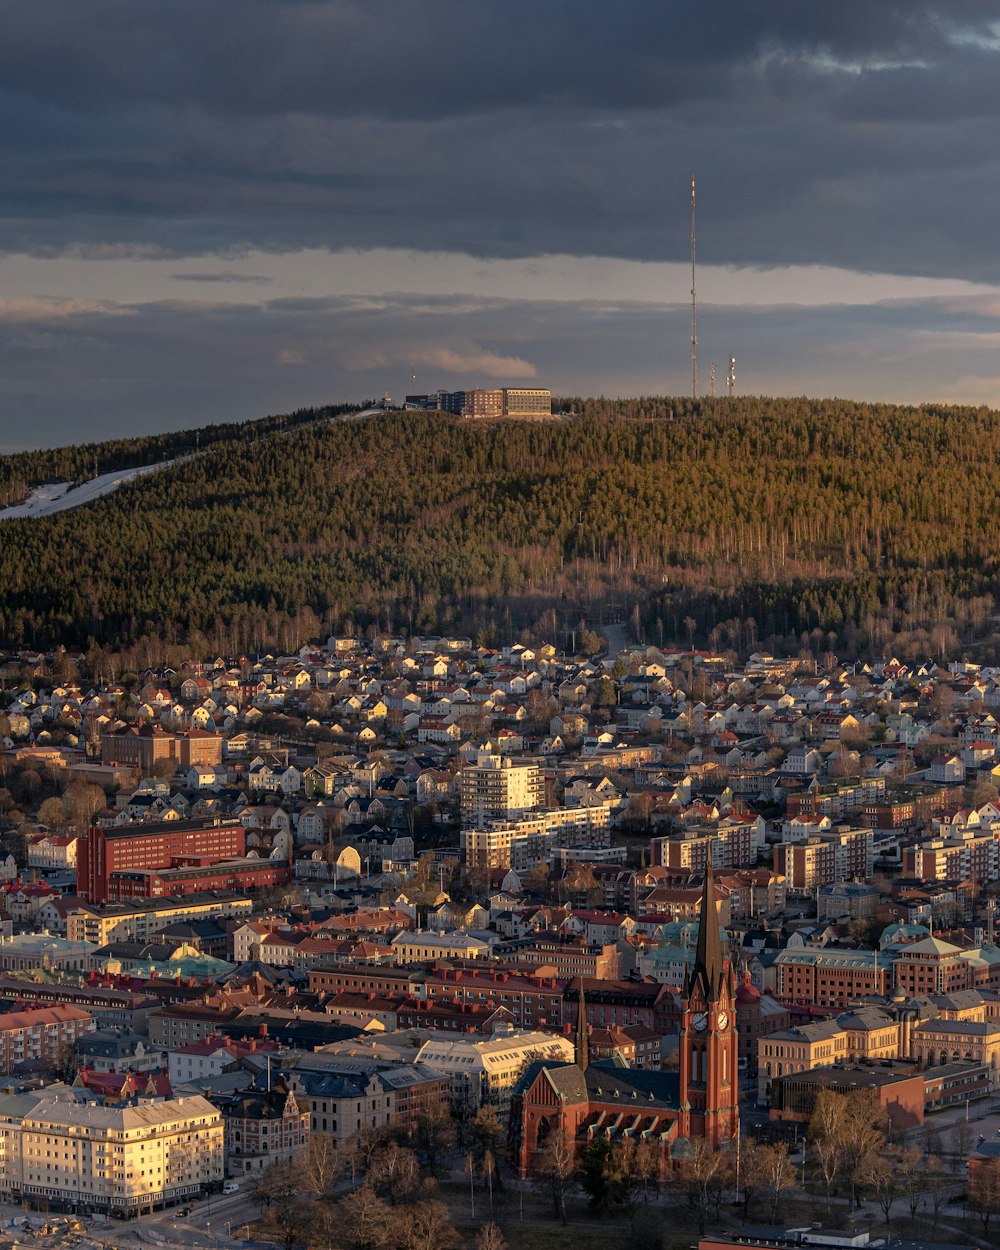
{"left": 223, "top": 1182, "right": 240, "bottom": 1196}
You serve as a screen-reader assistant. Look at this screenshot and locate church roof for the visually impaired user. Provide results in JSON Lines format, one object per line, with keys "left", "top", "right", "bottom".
{"left": 687, "top": 860, "right": 726, "bottom": 1003}
{"left": 513, "top": 1058, "right": 682, "bottom": 1111}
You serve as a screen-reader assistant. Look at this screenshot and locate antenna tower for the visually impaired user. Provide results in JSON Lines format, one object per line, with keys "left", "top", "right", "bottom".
{"left": 709, "top": 361, "right": 716, "bottom": 398}
{"left": 726, "top": 355, "right": 736, "bottom": 398}
{"left": 690, "top": 175, "right": 697, "bottom": 401}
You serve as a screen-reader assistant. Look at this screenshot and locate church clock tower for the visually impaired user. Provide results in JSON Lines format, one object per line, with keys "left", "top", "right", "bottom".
{"left": 678, "top": 858, "right": 739, "bottom": 1146}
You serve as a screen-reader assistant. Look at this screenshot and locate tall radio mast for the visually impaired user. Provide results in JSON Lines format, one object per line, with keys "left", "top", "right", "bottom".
{"left": 690, "top": 175, "right": 697, "bottom": 402}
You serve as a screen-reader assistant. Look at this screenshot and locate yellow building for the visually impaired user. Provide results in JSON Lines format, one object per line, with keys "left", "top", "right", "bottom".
{"left": 758, "top": 1020, "right": 848, "bottom": 1104}
{"left": 839, "top": 1007, "right": 901, "bottom": 1061}
{"left": 67, "top": 895, "right": 253, "bottom": 946}
{"left": 1, "top": 1094, "right": 223, "bottom": 1214}
{"left": 912, "top": 1018, "right": 1000, "bottom": 1080}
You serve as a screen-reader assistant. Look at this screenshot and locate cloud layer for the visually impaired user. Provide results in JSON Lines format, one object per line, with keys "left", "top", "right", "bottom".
{"left": 5, "top": 287, "right": 1000, "bottom": 452}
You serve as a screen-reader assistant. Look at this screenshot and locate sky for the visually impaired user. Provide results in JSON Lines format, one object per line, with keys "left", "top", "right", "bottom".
{"left": 5, "top": 2, "right": 1000, "bottom": 448}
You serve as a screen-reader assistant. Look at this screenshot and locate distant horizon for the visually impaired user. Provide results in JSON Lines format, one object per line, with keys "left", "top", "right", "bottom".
{"left": 0, "top": 386, "right": 996, "bottom": 457}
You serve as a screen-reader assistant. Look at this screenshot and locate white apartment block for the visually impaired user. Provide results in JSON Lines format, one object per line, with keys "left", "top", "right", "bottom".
{"left": 459, "top": 753, "right": 545, "bottom": 831}
{"left": 0, "top": 1095, "right": 223, "bottom": 1213}
{"left": 461, "top": 806, "right": 611, "bottom": 871}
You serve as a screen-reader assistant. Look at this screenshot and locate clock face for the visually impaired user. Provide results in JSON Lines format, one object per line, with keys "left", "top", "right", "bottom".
{"left": 717, "top": 1011, "right": 729, "bottom": 1031}
{"left": 692, "top": 1011, "right": 708, "bottom": 1032}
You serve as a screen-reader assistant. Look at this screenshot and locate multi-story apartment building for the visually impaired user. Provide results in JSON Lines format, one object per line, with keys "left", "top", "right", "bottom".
{"left": 409, "top": 388, "right": 551, "bottom": 419}
{"left": 772, "top": 826, "right": 873, "bottom": 894}
{"left": 67, "top": 892, "right": 253, "bottom": 946}
{"left": 0, "top": 1005, "right": 95, "bottom": 1074}
{"left": 501, "top": 388, "right": 552, "bottom": 417}
{"left": 0, "top": 1095, "right": 223, "bottom": 1212}
{"left": 786, "top": 777, "right": 886, "bottom": 822}
{"left": 148, "top": 1003, "right": 245, "bottom": 1051}
{"left": 862, "top": 786, "right": 950, "bottom": 830}
{"left": 650, "top": 818, "right": 762, "bottom": 872}
{"left": 0, "top": 979, "right": 157, "bottom": 1034}
{"left": 421, "top": 968, "right": 567, "bottom": 1030}
{"left": 891, "top": 935, "right": 1000, "bottom": 997}
{"left": 389, "top": 931, "right": 492, "bottom": 964}
{"left": 461, "top": 805, "right": 610, "bottom": 870}
{"left": 458, "top": 753, "right": 544, "bottom": 830}
{"left": 308, "top": 966, "right": 416, "bottom": 999}
{"left": 286, "top": 1058, "right": 450, "bottom": 1148}
{"left": 167, "top": 1034, "right": 286, "bottom": 1087}
{"left": 902, "top": 829, "right": 1000, "bottom": 883}
{"left": 496, "top": 933, "right": 623, "bottom": 979}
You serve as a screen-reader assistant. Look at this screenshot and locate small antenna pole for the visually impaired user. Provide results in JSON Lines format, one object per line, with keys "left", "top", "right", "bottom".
{"left": 727, "top": 355, "right": 736, "bottom": 398}
{"left": 709, "top": 362, "right": 717, "bottom": 399}
{"left": 690, "top": 175, "right": 697, "bottom": 402}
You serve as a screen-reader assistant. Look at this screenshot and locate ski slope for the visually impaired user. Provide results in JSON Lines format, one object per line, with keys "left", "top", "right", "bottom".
{"left": 0, "top": 460, "right": 174, "bottom": 521}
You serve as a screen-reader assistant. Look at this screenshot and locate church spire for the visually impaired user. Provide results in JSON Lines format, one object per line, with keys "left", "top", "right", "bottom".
{"left": 576, "top": 979, "right": 589, "bottom": 1071}
{"left": 690, "top": 855, "right": 724, "bottom": 1003}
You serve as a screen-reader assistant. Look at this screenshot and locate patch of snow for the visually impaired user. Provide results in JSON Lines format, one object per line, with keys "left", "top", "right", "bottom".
{"left": 340, "top": 407, "right": 395, "bottom": 421}
{"left": 0, "top": 460, "right": 175, "bottom": 521}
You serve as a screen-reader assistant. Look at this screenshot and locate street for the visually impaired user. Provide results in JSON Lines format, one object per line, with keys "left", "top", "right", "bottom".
{"left": 132, "top": 1189, "right": 263, "bottom": 1244}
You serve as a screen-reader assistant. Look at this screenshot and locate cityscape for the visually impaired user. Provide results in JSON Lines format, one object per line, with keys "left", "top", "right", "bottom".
{"left": 0, "top": 636, "right": 997, "bottom": 1250}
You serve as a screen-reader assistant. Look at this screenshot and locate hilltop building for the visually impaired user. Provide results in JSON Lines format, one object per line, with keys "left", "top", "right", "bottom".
{"left": 404, "top": 388, "right": 551, "bottom": 418}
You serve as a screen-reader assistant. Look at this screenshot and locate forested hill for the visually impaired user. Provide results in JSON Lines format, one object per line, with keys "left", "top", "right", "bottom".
{"left": 0, "top": 403, "right": 357, "bottom": 509}
{"left": 2, "top": 395, "right": 1000, "bottom": 668}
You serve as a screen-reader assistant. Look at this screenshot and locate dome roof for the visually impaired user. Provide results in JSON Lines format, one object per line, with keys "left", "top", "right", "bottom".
{"left": 736, "top": 973, "right": 760, "bottom": 1005}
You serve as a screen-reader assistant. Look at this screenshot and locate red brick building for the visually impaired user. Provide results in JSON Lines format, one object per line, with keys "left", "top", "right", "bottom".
{"left": 511, "top": 864, "right": 739, "bottom": 1177}
{"left": 100, "top": 725, "right": 223, "bottom": 772}
{"left": 774, "top": 949, "right": 889, "bottom": 1007}
{"left": 106, "top": 856, "right": 292, "bottom": 902}
{"left": 78, "top": 818, "right": 268, "bottom": 902}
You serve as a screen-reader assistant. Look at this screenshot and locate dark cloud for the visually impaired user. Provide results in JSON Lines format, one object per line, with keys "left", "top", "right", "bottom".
{"left": 3, "top": 2, "right": 1000, "bottom": 442}
{"left": 0, "top": 3, "right": 999, "bottom": 276}
{"left": 171, "top": 272, "right": 272, "bottom": 284}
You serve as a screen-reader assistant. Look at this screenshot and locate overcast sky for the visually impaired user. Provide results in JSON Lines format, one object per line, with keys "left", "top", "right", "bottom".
{"left": 4, "top": 1, "right": 1000, "bottom": 448}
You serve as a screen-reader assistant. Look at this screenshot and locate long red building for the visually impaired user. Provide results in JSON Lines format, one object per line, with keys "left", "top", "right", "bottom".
{"left": 77, "top": 819, "right": 290, "bottom": 903}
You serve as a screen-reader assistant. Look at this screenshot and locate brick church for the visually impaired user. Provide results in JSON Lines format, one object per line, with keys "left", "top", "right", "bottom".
{"left": 510, "top": 861, "right": 739, "bottom": 1175}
